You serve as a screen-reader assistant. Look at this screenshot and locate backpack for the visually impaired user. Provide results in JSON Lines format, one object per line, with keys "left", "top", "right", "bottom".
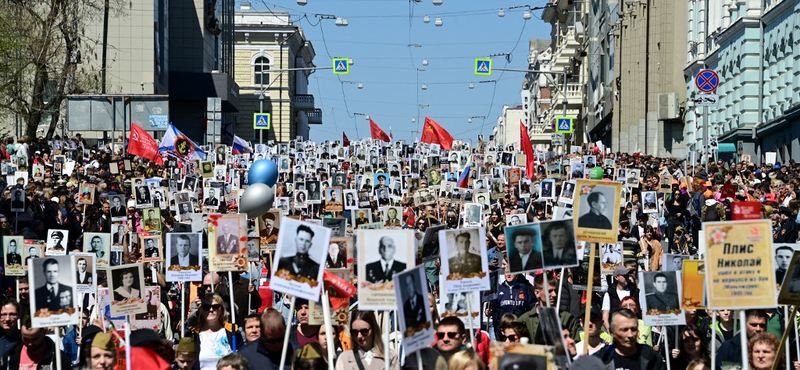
{"left": 703, "top": 203, "right": 724, "bottom": 222}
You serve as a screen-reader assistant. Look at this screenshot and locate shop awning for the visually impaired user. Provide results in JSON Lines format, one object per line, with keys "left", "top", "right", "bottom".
{"left": 717, "top": 143, "right": 737, "bottom": 153}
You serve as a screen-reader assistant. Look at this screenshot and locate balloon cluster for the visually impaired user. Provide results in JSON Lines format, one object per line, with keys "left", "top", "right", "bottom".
{"left": 240, "top": 159, "right": 278, "bottom": 218}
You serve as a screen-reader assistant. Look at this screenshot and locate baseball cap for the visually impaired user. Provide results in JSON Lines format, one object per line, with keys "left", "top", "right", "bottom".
{"left": 613, "top": 266, "right": 633, "bottom": 277}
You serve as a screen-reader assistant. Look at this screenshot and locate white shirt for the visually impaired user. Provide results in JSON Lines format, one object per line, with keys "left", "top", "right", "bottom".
{"left": 602, "top": 288, "right": 631, "bottom": 310}
{"left": 381, "top": 259, "right": 394, "bottom": 272}
{"left": 198, "top": 329, "right": 232, "bottom": 370}
{"left": 178, "top": 254, "right": 191, "bottom": 266}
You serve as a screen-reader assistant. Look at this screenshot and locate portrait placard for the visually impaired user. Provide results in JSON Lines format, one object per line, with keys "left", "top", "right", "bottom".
{"left": 9, "top": 189, "right": 25, "bottom": 212}
{"left": 539, "top": 219, "right": 579, "bottom": 269}
{"left": 73, "top": 253, "right": 97, "bottom": 295}
{"left": 778, "top": 250, "right": 800, "bottom": 305}
{"left": 704, "top": 220, "right": 776, "bottom": 309}
{"left": 30, "top": 255, "right": 78, "bottom": 328}
{"left": 209, "top": 214, "right": 247, "bottom": 271}
{"left": 437, "top": 285, "right": 480, "bottom": 328}
{"left": 165, "top": 233, "right": 203, "bottom": 282}
{"left": 639, "top": 271, "right": 686, "bottom": 326}
{"left": 558, "top": 181, "right": 576, "bottom": 205}
{"left": 573, "top": 180, "right": 622, "bottom": 243}
{"left": 4, "top": 236, "right": 24, "bottom": 276}
{"left": 107, "top": 264, "right": 147, "bottom": 316}
{"left": 22, "top": 240, "right": 43, "bottom": 271}
{"left": 324, "top": 237, "right": 351, "bottom": 272}
{"left": 503, "top": 224, "right": 544, "bottom": 274}
{"left": 141, "top": 235, "right": 163, "bottom": 263}
{"left": 83, "top": 232, "right": 111, "bottom": 269}
{"left": 131, "top": 286, "right": 162, "bottom": 330}
{"left": 439, "top": 228, "right": 489, "bottom": 294}
{"left": 271, "top": 218, "right": 331, "bottom": 301}
{"left": 357, "top": 229, "right": 414, "bottom": 310}
{"left": 45, "top": 229, "right": 69, "bottom": 256}
{"left": 641, "top": 191, "right": 658, "bottom": 214}
{"left": 394, "top": 266, "right": 434, "bottom": 354}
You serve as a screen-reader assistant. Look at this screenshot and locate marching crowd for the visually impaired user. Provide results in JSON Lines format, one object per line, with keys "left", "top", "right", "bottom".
{"left": 0, "top": 133, "right": 797, "bottom": 370}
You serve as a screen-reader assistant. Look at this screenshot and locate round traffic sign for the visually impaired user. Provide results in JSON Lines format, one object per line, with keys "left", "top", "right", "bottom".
{"left": 695, "top": 69, "right": 719, "bottom": 93}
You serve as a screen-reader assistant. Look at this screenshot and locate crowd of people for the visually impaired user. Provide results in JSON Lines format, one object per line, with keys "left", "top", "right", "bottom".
{"left": 0, "top": 133, "right": 797, "bottom": 370}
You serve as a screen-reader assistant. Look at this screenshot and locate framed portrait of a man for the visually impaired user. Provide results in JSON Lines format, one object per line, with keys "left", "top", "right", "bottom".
{"left": 30, "top": 255, "right": 78, "bottom": 328}
{"left": 325, "top": 238, "right": 351, "bottom": 271}
{"left": 357, "top": 229, "right": 414, "bottom": 310}
{"left": 394, "top": 266, "right": 434, "bottom": 353}
{"left": 109, "top": 195, "right": 127, "bottom": 221}
{"left": 559, "top": 181, "right": 576, "bottom": 205}
{"left": 439, "top": 228, "right": 489, "bottom": 294}
{"left": 573, "top": 180, "right": 622, "bottom": 244}
{"left": 165, "top": 233, "right": 202, "bottom": 282}
{"left": 778, "top": 250, "right": 800, "bottom": 305}
{"left": 539, "top": 219, "right": 579, "bottom": 269}
{"left": 642, "top": 191, "right": 658, "bottom": 214}
{"left": 46, "top": 229, "right": 69, "bottom": 256}
{"left": 322, "top": 218, "right": 346, "bottom": 237}
{"left": 271, "top": 218, "right": 331, "bottom": 301}
{"left": 639, "top": 271, "right": 685, "bottom": 326}
{"left": 4, "top": 236, "right": 24, "bottom": 276}
{"left": 141, "top": 235, "right": 162, "bottom": 263}
{"left": 10, "top": 189, "right": 25, "bottom": 212}
{"left": 83, "top": 232, "right": 111, "bottom": 269}
{"left": 142, "top": 207, "right": 162, "bottom": 233}
{"left": 73, "top": 252, "right": 97, "bottom": 295}
{"left": 504, "top": 224, "right": 544, "bottom": 274}
{"left": 209, "top": 214, "right": 246, "bottom": 271}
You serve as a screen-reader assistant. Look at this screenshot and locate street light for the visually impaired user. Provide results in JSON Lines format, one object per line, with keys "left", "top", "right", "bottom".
{"left": 422, "top": 58, "right": 429, "bottom": 66}
{"left": 523, "top": 9, "right": 532, "bottom": 19}
{"left": 423, "top": 15, "right": 430, "bottom": 23}
{"left": 297, "top": 0, "right": 307, "bottom": 5}
{"left": 433, "top": 0, "right": 443, "bottom": 5}
{"left": 498, "top": 8, "right": 506, "bottom": 17}
{"left": 434, "top": 17, "right": 443, "bottom": 26}
{"left": 335, "top": 16, "right": 349, "bottom": 26}
{"left": 469, "top": 82, "right": 475, "bottom": 89}
{"left": 421, "top": 83, "right": 428, "bottom": 90}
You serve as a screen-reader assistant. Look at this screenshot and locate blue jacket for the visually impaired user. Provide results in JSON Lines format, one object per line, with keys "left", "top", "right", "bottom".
{"left": 490, "top": 278, "right": 536, "bottom": 326}
{"left": 239, "top": 338, "right": 298, "bottom": 370}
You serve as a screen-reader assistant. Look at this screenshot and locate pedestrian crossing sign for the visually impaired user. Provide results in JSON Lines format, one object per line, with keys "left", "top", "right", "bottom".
{"left": 475, "top": 58, "right": 492, "bottom": 76}
{"left": 253, "top": 113, "right": 271, "bottom": 130}
{"left": 333, "top": 58, "right": 349, "bottom": 75}
{"left": 555, "top": 116, "right": 573, "bottom": 134}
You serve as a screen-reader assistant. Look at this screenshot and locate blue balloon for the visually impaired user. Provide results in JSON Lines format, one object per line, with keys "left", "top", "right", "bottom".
{"left": 249, "top": 159, "right": 278, "bottom": 186}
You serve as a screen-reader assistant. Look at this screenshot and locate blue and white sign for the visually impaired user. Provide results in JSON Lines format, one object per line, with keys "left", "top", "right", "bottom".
{"left": 333, "top": 58, "right": 350, "bottom": 75}
{"left": 148, "top": 115, "right": 169, "bottom": 130}
{"left": 475, "top": 58, "right": 492, "bottom": 76}
{"left": 555, "top": 116, "right": 573, "bottom": 134}
{"left": 253, "top": 113, "right": 271, "bottom": 130}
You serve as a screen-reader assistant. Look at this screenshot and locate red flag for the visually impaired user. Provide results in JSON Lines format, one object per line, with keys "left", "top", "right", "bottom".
{"left": 369, "top": 118, "right": 391, "bottom": 142}
{"left": 342, "top": 132, "right": 350, "bottom": 147}
{"left": 520, "top": 120, "right": 535, "bottom": 180}
{"left": 420, "top": 117, "right": 454, "bottom": 150}
{"left": 128, "top": 123, "right": 164, "bottom": 165}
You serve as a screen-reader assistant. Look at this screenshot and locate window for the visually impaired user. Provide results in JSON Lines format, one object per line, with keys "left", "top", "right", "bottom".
{"left": 254, "top": 56, "right": 270, "bottom": 85}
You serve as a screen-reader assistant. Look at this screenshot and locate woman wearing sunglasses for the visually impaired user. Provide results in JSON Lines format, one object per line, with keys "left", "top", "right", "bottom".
{"left": 190, "top": 294, "right": 243, "bottom": 370}
{"left": 335, "top": 310, "right": 399, "bottom": 370}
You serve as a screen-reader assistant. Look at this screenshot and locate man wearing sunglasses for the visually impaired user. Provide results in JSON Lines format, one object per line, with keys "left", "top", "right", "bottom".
{"left": 435, "top": 316, "right": 466, "bottom": 362}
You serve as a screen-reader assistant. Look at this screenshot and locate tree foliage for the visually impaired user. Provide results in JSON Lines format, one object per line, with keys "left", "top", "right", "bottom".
{"left": 0, "top": 0, "right": 119, "bottom": 140}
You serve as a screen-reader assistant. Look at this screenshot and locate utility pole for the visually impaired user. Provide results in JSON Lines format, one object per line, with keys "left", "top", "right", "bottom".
{"left": 101, "top": 0, "right": 109, "bottom": 94}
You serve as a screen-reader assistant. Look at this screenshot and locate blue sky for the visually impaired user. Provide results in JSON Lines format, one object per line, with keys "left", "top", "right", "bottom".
{"left": 253, "top": 0, "right": 552, "bottom": 144}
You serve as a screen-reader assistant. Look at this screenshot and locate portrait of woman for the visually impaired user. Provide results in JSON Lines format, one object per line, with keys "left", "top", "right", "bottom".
{"left": 113, "top": 269, "right": 140, "bottom": 301}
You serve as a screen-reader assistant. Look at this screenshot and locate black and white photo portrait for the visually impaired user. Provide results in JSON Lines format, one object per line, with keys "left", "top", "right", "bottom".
{"left": 46, "top": 229, "right": 69, "bottom": 255}
{"left": 214, "top": 217, "right": 241, "bottom": 255}
{"left": 83, "top": 232, "right": 110, "bottom": 268}
{"left": 778, "top": 250, "right": 800, "bottom": 304}
{"left": 539, "top": 219, "right": 578, "bottom": 268}
{"left": 504, "top": 224, "right": 544, "bottom": 273}
{"left": 325, "top": 239, "right": 349, "bottom": 270}
{"left": 642, "top": 191, "right": 658, "bottom": 214}
{"left": 109, "top": 195, "right": 127, "bottom": 220}
{"left": 662, "top": 253, "right": 689, "bottom": 272}
{"left": 774, "top": 244, "right": 799, "bottom": 284}
{"left": 135, "top": 185, "right": 153, "bottom": 208}
{"left": 559, "top": 181, "right": 576, "bottom": 204}
{"left": 73, "top": 253, "right": 97, "bottom": 296}
{"left": 574, "top": 180, "right": 622, "bottom": 244}
{"left": 30, "top": 255, "right": 78, "bottom": 327}
{"left": 108, "top": 264, "right": 147, "bottom": 316}
{"left": 540, "top": 179, "right": 555, "bottom": 200}
{"left": 142, "top": 236, "right": 162, "bottom": 262}
{"left": 364, "top": 235, "right": 407, "bottom": 283}
{"left": 394, "top": 266, "right": 434, "bottom": 353}
{"left": 344, "top": 189, "right": 358, "bottom": 210}
{"left": 271, "top": 219, "right": 331, "bottom": 301}
{"left": 10, "top": 189, "right": 24, "bottom": 212}
{"left": 439, "top": 228, "right": 489, "bottom": 294}
{"left": 322, "top": 218, "right": 346, "bottom": 237}
{"left": 642, "top": 271, "right": 681, "bottom": 312}
{"left": 166, "top": 233, "right": 202, "bottom": 282}
{"left": 4, "top": 236, "right": 23, "bottom": 276}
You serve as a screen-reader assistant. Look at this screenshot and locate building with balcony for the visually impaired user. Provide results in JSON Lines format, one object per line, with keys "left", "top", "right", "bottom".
{"left": 520, "top": 40, "right": 562, "bottom": 151}
{"left": 537, "top": 0, "right": 587, "bottom": 146}
{"left": 233, "top": 3, "right": 317, "bottom": 143}
{"left": 685, "top": 0, "right": 799, "bottom": 163}
{"left": 584, "top": 0, "right": 617, "bottom": 146}
{"left": 614, "top": 0, "right": 687, "bottom": 157}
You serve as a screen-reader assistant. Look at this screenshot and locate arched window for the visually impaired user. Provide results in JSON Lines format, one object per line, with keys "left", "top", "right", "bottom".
{"left": 254, "top": 56, "right": 270, "bottom": 85}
